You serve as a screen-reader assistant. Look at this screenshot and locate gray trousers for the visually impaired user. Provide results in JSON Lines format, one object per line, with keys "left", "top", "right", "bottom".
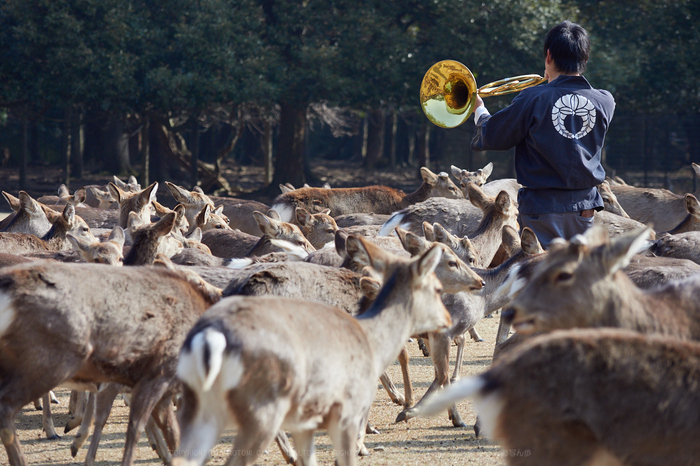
{"left": 519, "top": 211, "right": 594, "bottom": 248}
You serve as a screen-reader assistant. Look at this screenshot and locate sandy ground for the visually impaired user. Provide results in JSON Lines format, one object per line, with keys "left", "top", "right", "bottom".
{"left": 1, "top": 309, "right": 508, "bottom": 466}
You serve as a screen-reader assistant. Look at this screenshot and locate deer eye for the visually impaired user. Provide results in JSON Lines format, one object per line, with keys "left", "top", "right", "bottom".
{"left": 448, "top": 261, "right": 458, "bottom": 268}
{"left": 468, "top": 258, "right": 476, "bottom": 265}
{"left": 554, "top": 271, "right": 574, "bottom": 283}
{"left": 216, "top": 224, "right": 223, "bottom": 229}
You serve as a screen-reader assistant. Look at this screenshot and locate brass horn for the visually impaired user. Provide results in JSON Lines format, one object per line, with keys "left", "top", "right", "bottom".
{"left": 420, "top": 60, "right": 546, "bottom": 129}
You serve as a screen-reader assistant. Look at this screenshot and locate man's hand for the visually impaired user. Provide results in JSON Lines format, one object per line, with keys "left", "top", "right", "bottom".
{"left": 475, "top": 95, "right": 484, "bottom": 109}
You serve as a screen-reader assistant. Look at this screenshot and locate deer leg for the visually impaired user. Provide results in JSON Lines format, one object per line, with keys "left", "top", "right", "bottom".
{"left": 83, "top": 383, "right": 121, "bottom": 466}
{"left": 41, "top": 392, "right": 60, "bottom": 439}
{"left": 70, "top": 392, "right": 95, "bottom": 457}
{"left": 274, "top": 431, "right": 298, "bottom": 465}
{"left": 0, "top": 404, "right": 26, "bottom": 466}
{"left": 468, "top": 327, "right": 484, "bottom": 342}
{"left": 222, "top": 404, "right": 288, "bottom": 466}
{"left": 32, "top": 399, "right": 42, "bottom": 411}
{"left": 65, "top": 391, "right": 88, "bottom": 433}
{"left": 291, "top": 430, "right": 317, "bottom": 466}
{"left": 120, "top": 377, "right": 171, "bottom": 466}
{"left": 68, "top": 390, "right": 79, "bottom": 416}
{"left": 397, "top": 345, "right": 413, "bottom": 408}
{"left": 495, "top": 310, "right": 512, "bottom": 344}
{"left": 49, "top": 390, "right": 59, "bottom": 404}
{"left": 148, "top": 394, "right": 178, "bottom": 463}
{"left": 450, "top": 334, "right": 466, "bottom": 383}
{"left": 378, "top": 372, "right": 405, "bottom": 406}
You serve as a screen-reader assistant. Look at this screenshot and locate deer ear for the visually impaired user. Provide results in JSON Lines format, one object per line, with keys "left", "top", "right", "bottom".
{"left": 359, "top": 276, "right": 382, "bottom": 300}
{"left": 253, "top": 211, "right": 280, "bottom": 237}
{"left": 520, "top": 227, "right": 544, "bottom": 255}
{"left": 420, "top": 167, "right": 439, "bottom": 186}
{"left": 422, "top": 222, "right": 435, "bottom": 242}
{"left": 196, "top": 204, "right": 211, "bottom": 227}
{"left": 188, "top": 227, "right": 203, "bottom": 243}
{"left": 495, "top": 190, "right": 512, "bottom": 214}
{"left": 266, "top": 209, "right": 281, "bottom": 221}
{"left": 151, "top": 200, "right": 170, "bottom": 217}
{"left": 501, "top": 225, "right": 520, "bottom": 255}
{"left": 57, "top": 184, "right": 70, "bottom": 198}
{"left": 73, "top": 187, "right": 87, "bottom": 204}
{"left": 108, "top": 182, "right": 124, "bottom": 204}
{"left": 139, "top": 182, "right": 158, "bottom": 206}
{"left": 450, "top": 165, "right": 463, "bottom": 180}
{"left": 66, "top": 233, "right": 90, "bottom": 252}
{"left": 397, "top": 228, "right": 428, "bottom": 256}
{"left": 346, "top": 235, "right": 393, "bottom": 275}
{"left": 413, "top": 244, "right": 442, "bottom": 280}
{"left": 165, "top": 181, "right": 195, "bottom": 204}
{"left": 154, "top": 212, "right": 176, "bottom": 238}
{"left": 62, "top": 203, "right": 76, "bottom": 224}
{"left": 295, "top": 207, "right": 313, "bottom": 227}
{"left": 2, "top": 191, "right": 21, "bottom": 212}
{"left": 334, "top": 230, "right": 348, "bottom": 259}
{"left": 466, "top": 182, "right": 490, "bottom": 211}
{"left": 113, "top": 176, "right": 128, "bottom": 190}
{"left": 600, "top": 227, "right": 653, "bottom": 276}
{"left": 482, "top": 162, "right": 494, "bottom": 179}
{"left": 685, "top": 194, "right": 700, "bottom": 218}
{"left": 108, "top": 226, "right": 125, "bottom": 248}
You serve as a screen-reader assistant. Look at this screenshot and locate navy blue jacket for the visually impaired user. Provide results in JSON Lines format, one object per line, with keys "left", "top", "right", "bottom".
{"left": 471, "top": 75, "right": 615, "bottom": 215}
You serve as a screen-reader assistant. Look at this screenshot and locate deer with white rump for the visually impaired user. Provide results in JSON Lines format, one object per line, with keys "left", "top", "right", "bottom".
{"left": 172, "top": 236, "right": 452, "bottom": 466}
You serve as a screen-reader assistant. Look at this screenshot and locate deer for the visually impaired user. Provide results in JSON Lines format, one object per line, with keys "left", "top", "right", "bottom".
{"left": 270, "top": 166, "right": 463, "bottom": 223}
{"left": 649, "top": 231, "right": 700, "bottom": 266}
{"left": 0, "top": 191, "right": 54, "bottom": 237}
{"left": 609, "top": 162, "right": 700, "bottom": 231}
{"left": 201, "top": 210, "right": 315, "bottom": 259}
{"left": 597, "top": 179, "right": 629, "bottom": 218}
{"left": 85, "top": 187, "right": 118, "bottom": 209}
{"left": 0, "top": 259, "right": 223, "bottom": 466}
{"left": 294, "top": 206, "right": 339, "bottom": 249}
{"left": 394, "top": 226, "right": 544, "bottom": 427}
{"left": 413, "top": 328, "right": 700, "bottom": 466}
{"left": 36, "top": 184, "right": 86, "bottom": 208}
{"left": 190, "top": 203, "right": 231, "bottom": 233}
{"left": 450, "top": 162, "right": 493, "bottom": 188}
{"left": 171, "top": 235, "right": 453, "bottom": 466}
{"left": 107, "top": 181, "right": 159, "bottom": 229}
{"left": 165, "top": 181, "right": 269, "bottom": 236}
{"left": 665, "top": 193, "right": 700, "bottom": 234}
{"left": 0, "top": 204, "right": 97, "bottom": 257}
{"left": 67, "top": 226, "right": 126, "bottom": 266}
{"left": 500, "top": 226, "right": 700, "bottom": 342}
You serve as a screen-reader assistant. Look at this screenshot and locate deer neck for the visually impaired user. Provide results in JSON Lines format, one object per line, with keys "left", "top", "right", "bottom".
{"left": 246, "top": 236, "right": 273, "bottom": 257}
{"left": 401, "top": 181, "right": 433, "bottom": 207}
{"left": 41, "top": 223, "right": 68, "bottom": 251}
{"left": 469, "top": 215, "right": 506, "bottom": 266}
{"left": 603, "top": 274, "right": 688, "bottom": 338}
{"left": 355, "top": 271, "right": 415, "bottom": 377}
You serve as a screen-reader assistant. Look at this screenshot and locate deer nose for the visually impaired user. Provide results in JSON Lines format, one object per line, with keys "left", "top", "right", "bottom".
{"left": 501, "top": 307, "right": 515, "bottom": 324}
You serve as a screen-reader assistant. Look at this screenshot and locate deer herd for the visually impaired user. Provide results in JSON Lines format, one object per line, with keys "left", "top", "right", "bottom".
{"left": 1, "top": 162, "right": 700, "bottom": 465}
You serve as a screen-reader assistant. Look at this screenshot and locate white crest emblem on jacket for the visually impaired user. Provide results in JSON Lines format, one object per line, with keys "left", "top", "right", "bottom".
{"left": 551, "top": 94, "right": 596, "bottom": 139}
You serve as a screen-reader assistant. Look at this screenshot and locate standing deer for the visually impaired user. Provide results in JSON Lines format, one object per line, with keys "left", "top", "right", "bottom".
{"left": 271, "top": 167, "right": 463, "bottom": 222}
{"left": 414, "top": 328, "right": 700, "bottom": 466}
{"left": 172, "top": 236, "right": 452, "bottom": 466}
{"left": 0, "top": 260, "right": 221, "bottom": 466}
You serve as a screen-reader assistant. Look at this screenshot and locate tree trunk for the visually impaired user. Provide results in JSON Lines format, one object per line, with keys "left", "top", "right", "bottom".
{"left": 364, "top": 109, "right": 385, "bottom": 169}
{"left": 272, "top": 101, "right": 307, "bottom": 187}
{"left": 263, "top": 118, "right": 273, "bottom": 186}
{"left": 389, "top": 111, "right": 398, "bottom": 167}
{"left": 417, "top": 119, "right": 430, "bottom": 175}
{"left": 141, "top": 115, "right": 150, "bottom": 186}
{"left": 71, "top": 112, "right": 84, "bottom": 179}
{"left": 20, "top": 119, "right": 28, "bottom": 190}
{"left": 63, "top": 107, "right": 72, "bottom": 188}
{"left": 190, "top": 125, "right": 200, "bottom": 189}
{"left": 103, "top": 118, "right": 133, "bottom": 176}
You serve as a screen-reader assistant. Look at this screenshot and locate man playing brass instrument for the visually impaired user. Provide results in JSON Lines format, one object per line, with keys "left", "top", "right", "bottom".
{"left": 471, "top": 20, "right": 615, "bottom": 247}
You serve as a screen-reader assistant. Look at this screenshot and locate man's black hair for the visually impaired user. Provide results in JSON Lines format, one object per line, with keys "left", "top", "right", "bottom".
{"left": 544, "top": 20, "right": 590, "bottom": 74}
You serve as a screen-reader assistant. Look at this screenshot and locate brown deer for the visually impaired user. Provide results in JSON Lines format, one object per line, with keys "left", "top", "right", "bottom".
{"left": 0, "top": 191, "right": 54, "bottom": 237}
{"left": 610, "top": 162, "right": 700, "bottom": 231}
{"left": 597, "top": 179, "right": 629, "bottom": 218}
{"left": 414, "top": 328, "right": 700, "bottom": 466}
{"left": 665, "top": 193, "right": 700, "bottom": 234}
{"left": 450, "top": 162, "right": 493, "bottom": 188}
{"left": 271, "top": 167, "right": 463, "bottom": 222}
{"left": 107, "top": 181, "right": 159, "bottom": 229}
{"left": 171, "top": 236, "right": 452, "bottom": 466}
{"left": 294, "top": 206, "right": 339, "bottom": 249}
{"left": 395, "top": 226, "right": 544, "bottom": 427}
{"left": 0, "top": 260, "right": 221, "bottom": 466}
{"left": 165, "top": 181, "right": 269, "bottom": 236}
{"left": 36, "top": 184, "right": 86, "bottom": 208}
{"left": 502, "top": 226, "right": 700, "bottom": 341}
{"left": 650, "top": 231, "right": 700, "bottom": 265}
{"left": 67, "top": 226, "right": 125, "bottom": 266}
{"left": 191, "top": 203, "right": 231, "bottom": 233}
{"left": 201, "top": 210, "right": 315, "bottom": 259}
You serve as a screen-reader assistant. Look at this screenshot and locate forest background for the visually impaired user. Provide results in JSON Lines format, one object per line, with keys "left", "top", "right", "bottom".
{"left": 0, "top": 0, "right": 698, "bottom": 201}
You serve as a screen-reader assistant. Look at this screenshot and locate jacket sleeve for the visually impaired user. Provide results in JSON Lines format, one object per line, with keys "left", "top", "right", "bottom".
{"left": 470, "top": 92, "right": 533, "bottom": 152}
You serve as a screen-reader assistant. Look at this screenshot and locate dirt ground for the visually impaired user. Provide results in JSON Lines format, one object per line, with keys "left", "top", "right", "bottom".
{"left": 1, "top": 313, "right": 508, "bottom": 466}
